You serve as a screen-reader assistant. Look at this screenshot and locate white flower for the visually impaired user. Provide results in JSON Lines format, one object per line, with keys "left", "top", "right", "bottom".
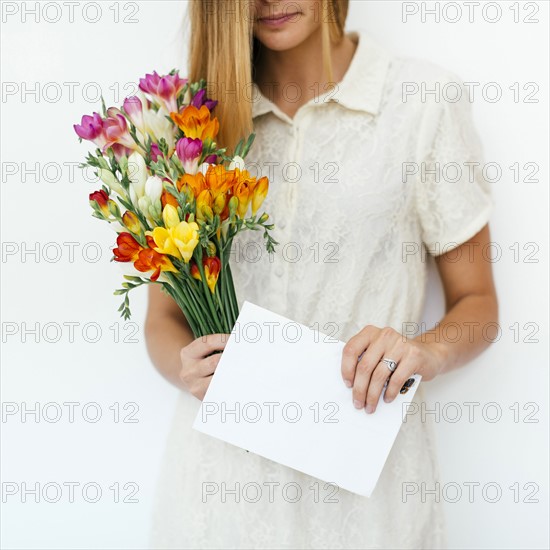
{"left": 145, "top": 175, "right": 163, "bottom": 204}
{"left": 229, "top": 155, "right": 246, "bottom": 171}
{"left": 128, "top": 152, "right": 147, "bottom": 205}
{"left": 199, "top": 162, "right": 214, "bottom": 176}
{"left": 98, "top": 168, "right": 125, "bottom": 196}
{"left": 138, "top": 196, "right": 152, "bottom": 221}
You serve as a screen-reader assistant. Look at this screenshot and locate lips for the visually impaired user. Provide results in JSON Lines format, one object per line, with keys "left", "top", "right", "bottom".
{"left": 257, "top": 12, "right": 301, "bottom": 25}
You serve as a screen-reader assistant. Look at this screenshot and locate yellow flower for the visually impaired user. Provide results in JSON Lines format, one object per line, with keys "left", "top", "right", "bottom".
{"left": 172, "top": 221, "right": 200, "bottom": 262}
{"left": 196, "top": 189, "right": 213, "bottom": 221}
{"left": 122, "top": 211, "right": 141, "bottom": 234}
{"left": 252, "top": 176, "right": 269, "bottom": 215}
{"left": 150, "top": 227, "right": 180, "bottom": 258}
{"left": 162, "top": 204, "right": 180, "bottom": 228}
{"left": 149, "top": 220, "right": 199, "bottom": 263}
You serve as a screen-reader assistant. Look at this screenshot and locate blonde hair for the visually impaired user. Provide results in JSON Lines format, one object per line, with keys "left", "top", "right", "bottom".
{"left": 188, "top": 0, "right": 349, "bottom": 152}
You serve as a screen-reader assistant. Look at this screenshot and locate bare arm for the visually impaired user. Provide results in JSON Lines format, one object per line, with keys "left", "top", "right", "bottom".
{"left": 144, "top": 284, "right": 194, "bottom": 390}
{"left": 144, "top": 284, "right": 227, "bottom": 397}
{"left": 342, "top": 224, "right": 498, "bottom": 413}
{"left": 417, "top": 223, "right": 499, "bottom": 373}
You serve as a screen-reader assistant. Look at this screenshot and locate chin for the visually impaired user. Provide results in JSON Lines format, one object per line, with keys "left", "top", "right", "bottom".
{"left": 254, "top": 26, "right": 318, "bottom": 52}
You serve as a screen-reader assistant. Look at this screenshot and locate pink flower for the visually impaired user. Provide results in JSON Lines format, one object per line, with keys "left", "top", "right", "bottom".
{"left": 176, "top": 137, "right": 203, "bottom": 174}
{"left": 139, "top": 71, "right": 187, "bottom": 113}
{"left": 150, "top": 143, "right": 162, "bottom": 162}
{"left": 103, "top": 107, "right": 136, "bottom": 151}
{"left": 74, "top": 112, "right": 106, "bottom": 148}
{"left": 123, "top": 96, "right": 144, "bottom": 130}
{"left": 111, "top": 143, "right": 135, "bottom": 162}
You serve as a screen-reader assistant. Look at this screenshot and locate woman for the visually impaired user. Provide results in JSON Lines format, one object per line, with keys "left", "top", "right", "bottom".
{"left": 146, "top": 1, "right": 498, "bottom": 548}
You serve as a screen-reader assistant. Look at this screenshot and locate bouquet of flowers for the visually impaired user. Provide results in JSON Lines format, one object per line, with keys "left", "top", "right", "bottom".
{"left": 74, "top": 71, "right": 276, "bottom": 337}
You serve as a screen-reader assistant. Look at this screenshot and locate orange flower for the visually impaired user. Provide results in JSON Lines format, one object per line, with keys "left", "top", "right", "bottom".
{"left": 177, "top": 172, "right": 206, "bottom": 197}
{"left": 134, "top": 248, "right": 178, "bottom": 282}
{"left": 191, "top": 256, "right": 221, "bottom": 293}
{"left": 232, "top": 168, "right": 259, "bottom": 217}
{"left": 196, "top": 189, "right": 213, "bottom": 221}
{"left": 122, "top": 211, "right": 141, "bottom": 234}
{"left": 205, "top": 165, "right": 235, "bottom": 198}
{"left": 161, "top": 189, "right": 179, "bottom": 209}
{"left": 170, "top": 105, "right": 219, "bottom": 142}
{"left": 113, "top": 233, "right": 142, "bottom": 262}
{"left": 252, "top": 176, "right": 269, "bottom": 215}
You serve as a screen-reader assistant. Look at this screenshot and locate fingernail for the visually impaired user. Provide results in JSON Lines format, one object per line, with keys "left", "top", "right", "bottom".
{"left": 365, "top": 405, "right": 374, "bottom": 414}
{"left": 344, "top": 379, "right": 352, "bottom": 388}
{"left": 384, "top": 395, "right": 392, "bottom": 403}
{"left": 353, "top": 400, "right": 363, "bottom": 409}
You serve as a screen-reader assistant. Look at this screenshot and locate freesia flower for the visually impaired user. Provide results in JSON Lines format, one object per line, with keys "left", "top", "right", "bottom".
{"left": 170, "top": 105, "right": 219, "bottom": 143}
{"left": 205, "top": 165, "right": 234, "bottom": 199}
{"left": 196, "top": 189, "right": 213, "bottom": 221}
{"left": 176, "top": 137, "right": 203, "bottom": 175}
{"left": 122, "top": 93, "right": 175, "bottom": 153}
{"left": 138, "top": 177, "right": 163, "bottom": 223}
{"left": 89, "top": 190, "right": 113, "bottom": 217}
{"left": 145, "top": 175, "right": 163, "bottom": 204}
{"left": 229, "top": 155, "right": 246, "bottom": 171}
{"left": 128, "top": 152, "right": 148, "bottom": 206}
{"left": 234, "top": 180, "right": 252, "bottom": 218}
{"left": 122, "top": 211, "right": 141, "bottom": 234}
{"left": 142, "top": 104, "right": 175, "bottom": 151}
{"left": 139, "top": 71, "right": 187, "bottom": 113}
{"left": 123, "top": 96, "right": 144, "bottom": 130}
{"left": 113, "top": 232, "right": 142, "bottom": 262}
{"left": 233, "top": 168, "right": 256, "bottom": 218}
{"left": 177, "top": 172, "right": 206, "bottom": 197}
{"left": 149, "top": 208, "right": 200, "bottom": 262}
{"left": 161, "top": 189, "right": 179, "bottom": 209}
{"left": 134, "top": 247, "right": 178, "bottom": 281}
{"left": 191, "top": 88, "right": 218, "bottom": 111}
{"left": 191, "top": 256, "right": 221, "bottom": 293}
{"left": 74, "top": 112, "right": 106, "bottom": 148}
{"left": 103, "top": 108, "right": 136, "bottom": 151}
{"left": 97, "top": 168, "right": 125, "bottom": 196}
{"left": 252, "top": 176, "right": 269, "bottom": 215}
{"left": 150, "top": 143, "right": 162, "bottom": 162}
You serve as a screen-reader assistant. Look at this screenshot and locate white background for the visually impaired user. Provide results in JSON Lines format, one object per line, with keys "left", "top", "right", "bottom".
{"left": 1, "top": 1, "right": 548, "bottom": 548}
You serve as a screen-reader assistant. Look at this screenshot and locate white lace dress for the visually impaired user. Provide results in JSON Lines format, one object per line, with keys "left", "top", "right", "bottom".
{"left": 149, "top": 32, "right": 493, "bottom": 549}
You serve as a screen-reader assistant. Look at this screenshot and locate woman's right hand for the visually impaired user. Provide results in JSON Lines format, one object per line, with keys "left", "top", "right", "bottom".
{"left": 179, "top": 334, "right": 229, "bottom": 400}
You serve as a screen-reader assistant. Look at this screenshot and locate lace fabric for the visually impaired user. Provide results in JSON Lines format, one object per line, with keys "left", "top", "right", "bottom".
{"left": 149, "top": 32, "right": 492, "bottom": 549}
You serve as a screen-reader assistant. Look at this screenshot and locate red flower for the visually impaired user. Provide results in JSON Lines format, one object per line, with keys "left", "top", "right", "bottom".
{"left": 89, "top": 189, "right": 110, "bottom": 216}
{"left": 113, "top": 232, "right": 142, "bottom": 262}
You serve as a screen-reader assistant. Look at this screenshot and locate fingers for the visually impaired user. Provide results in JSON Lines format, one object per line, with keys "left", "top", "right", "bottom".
{"left": 179, "top": 334, "right": 228, "bottom": 398}
{"left": 341, "top": 326, "right": 377, "bottom": 387}
{"left": 197, "top": 351, "right": 223, "bottom": 377}
{"left": 351, "top": 337, "right": 389, "bottom": 409}
{"left": 186, "top": 333, "right": 229, "bottom": 358}
{"left": 343, "top": 326, "right": 414, "bottom": 414}
{"left": 384, "top": 345, "right": 421, "bottom": 403}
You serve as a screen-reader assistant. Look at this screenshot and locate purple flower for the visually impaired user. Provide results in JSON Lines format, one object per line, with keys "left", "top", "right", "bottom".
{"left": 176, "top": 137, "right": 203, "bottom": 174}
{"left": 204, "top": 154, "right": 218, "bottom": 164}
{"left": 191, "top": 88, "right": 218, "bottom": 111}
{"left": 150, "top": 143, "right": 162, "bottom": 162}
{"left": 139, "top": 71, "right": 187, "bottom": 113}
{"left": 74, "top": 112, "right": 105, "bottom": 147}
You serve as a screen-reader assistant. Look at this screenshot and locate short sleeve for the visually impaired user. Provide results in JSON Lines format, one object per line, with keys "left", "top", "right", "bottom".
{"left": 414, "top": 77, "right": 495, "bottom": 256}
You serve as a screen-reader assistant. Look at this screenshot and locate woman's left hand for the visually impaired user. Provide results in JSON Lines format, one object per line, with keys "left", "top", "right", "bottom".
{"left": 341, "top": 325, "right": 448, "bottom": 413}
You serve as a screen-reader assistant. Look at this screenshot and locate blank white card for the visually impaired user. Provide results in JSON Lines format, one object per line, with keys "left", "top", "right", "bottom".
{"left": 193, "top": 301, "right": 421, "bottom": 497}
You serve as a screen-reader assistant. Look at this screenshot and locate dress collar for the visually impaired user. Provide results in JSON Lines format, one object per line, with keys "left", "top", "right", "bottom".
{"left": 251, "top": 32, "right": 391, "bottom": 120}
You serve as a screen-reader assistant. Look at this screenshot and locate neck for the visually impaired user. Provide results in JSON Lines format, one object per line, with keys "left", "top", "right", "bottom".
{"left": 255, "top": 30, "right": 357, "bottom": 107}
